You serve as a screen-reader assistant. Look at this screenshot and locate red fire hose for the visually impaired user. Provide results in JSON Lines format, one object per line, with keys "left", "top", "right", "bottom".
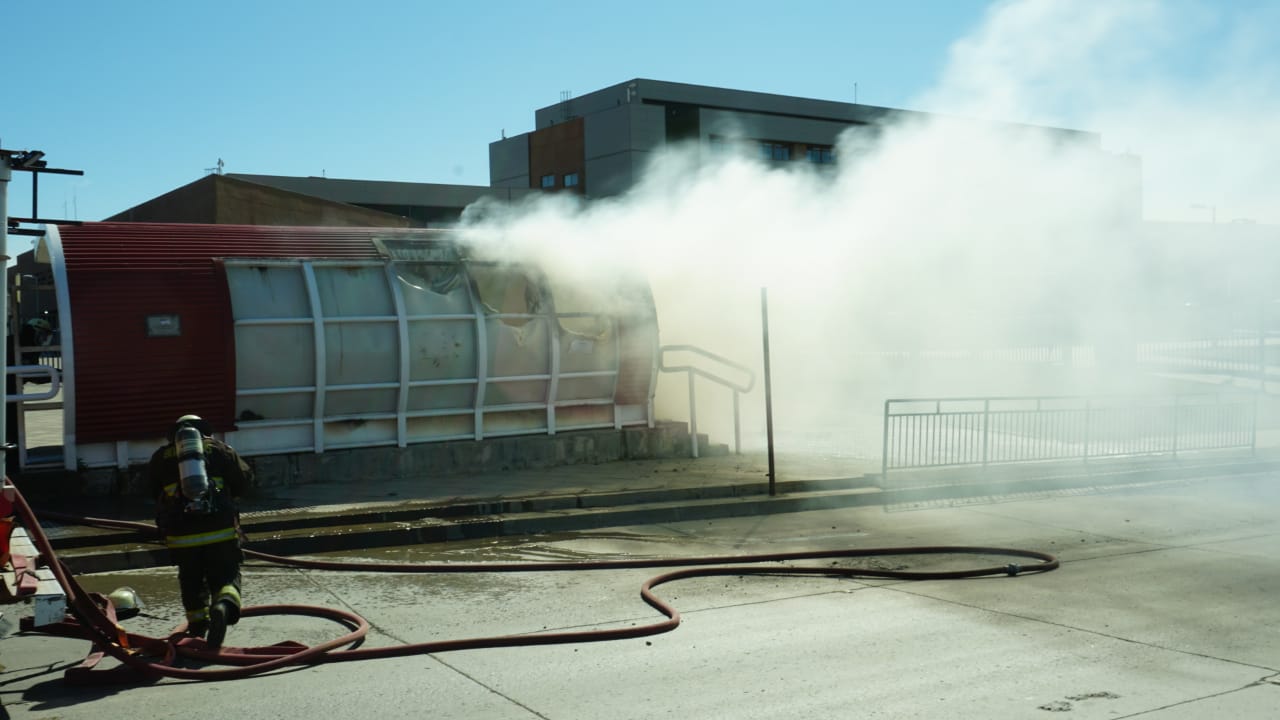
{"left": 14, "top": 486, "right": 1058, "bottom": 684}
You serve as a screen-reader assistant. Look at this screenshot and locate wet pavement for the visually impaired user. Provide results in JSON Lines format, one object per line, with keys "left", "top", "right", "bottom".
{"left": 6, "top": 469, "right": 1280, "bottom": 718}
{"left": 21, "top": 446, "right": 1280, "bottom": 575}
{"left": 20, "top": 451, "right": 884, "bottom": 572}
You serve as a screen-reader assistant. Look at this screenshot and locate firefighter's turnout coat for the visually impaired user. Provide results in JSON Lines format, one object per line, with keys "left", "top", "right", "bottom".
{"left": 147, "top": 437, "right": 251, "bottom": 550}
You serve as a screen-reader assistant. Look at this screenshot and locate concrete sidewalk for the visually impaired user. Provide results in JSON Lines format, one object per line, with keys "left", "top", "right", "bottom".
{"left": 26, "top": 452, "right": 868, "bottom": 570}
{"left": 23, "top": 447, "right": 1280, "bottom": 574}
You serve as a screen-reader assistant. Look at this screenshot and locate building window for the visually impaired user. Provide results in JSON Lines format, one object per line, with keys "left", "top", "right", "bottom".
{"left": 759, "top": 141, "right": 791, "bottom": 162}
{"left": 564, "top": 172, "right": 579, "bottom": 188}
{"left": 540, "top": 174, "right": 556, "bottom": 188}
{"left": 806, "top": 146, "right": 836, "bottom": 164}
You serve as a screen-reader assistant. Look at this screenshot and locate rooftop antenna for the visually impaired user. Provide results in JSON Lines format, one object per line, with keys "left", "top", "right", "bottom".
{"left": 854, "top": 82, "right": 858, "bottom": 104}
{"left": 205, "top": 158, "right": 224, "bottom": 175}
{"left": 560, "top": 90, "right": 573, "bottom": 121}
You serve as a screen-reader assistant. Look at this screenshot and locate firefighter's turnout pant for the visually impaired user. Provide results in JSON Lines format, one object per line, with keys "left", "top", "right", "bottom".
{"left": 173, "top": 539, "right": 243, "bottom": 628}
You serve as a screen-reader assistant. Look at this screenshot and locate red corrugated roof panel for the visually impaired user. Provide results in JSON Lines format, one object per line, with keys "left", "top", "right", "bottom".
{"left": 57, "top": 222, "right": 418, "bottom": 443}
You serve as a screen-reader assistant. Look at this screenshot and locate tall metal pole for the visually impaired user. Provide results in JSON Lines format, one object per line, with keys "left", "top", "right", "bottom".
{"left": 761, "top": 287, "right": 776, "bottom": 496}
{"left": 1, "top": 157, "right": 11, "bottom": 462}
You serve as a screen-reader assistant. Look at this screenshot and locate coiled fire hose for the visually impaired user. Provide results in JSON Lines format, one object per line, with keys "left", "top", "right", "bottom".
{"left": 14, "top": 486, "right": 1058, "bottom": 684}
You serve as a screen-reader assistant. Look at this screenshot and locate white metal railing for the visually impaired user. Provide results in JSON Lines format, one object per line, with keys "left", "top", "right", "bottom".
{"left": 6, "top": 364, "right": 63, "bottom": 471}
{"left": 881, "top": 393, "right": 1257, "bottom": 475}
{"left": 6, "top": 364, "right": 61, "bottom": 402}
{"left": 658, "top": 345, "right": 755, "bottom": 458}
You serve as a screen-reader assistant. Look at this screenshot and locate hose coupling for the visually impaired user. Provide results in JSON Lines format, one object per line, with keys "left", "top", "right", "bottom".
{"left": 1005, "top": 563, "right": 1022, "bottom": 576}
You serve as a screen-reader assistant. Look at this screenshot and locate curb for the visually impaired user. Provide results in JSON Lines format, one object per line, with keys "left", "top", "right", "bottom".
{"left": 51, "top": 455, "right": 1280, "bottom": 575}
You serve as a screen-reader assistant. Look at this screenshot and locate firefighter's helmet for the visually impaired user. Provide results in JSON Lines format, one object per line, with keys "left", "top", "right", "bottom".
{"left": 107, "top": 587, "right": 144, "bottom": 618}
{"left": 170, "top": 414, "right": 211, "bottom": 442}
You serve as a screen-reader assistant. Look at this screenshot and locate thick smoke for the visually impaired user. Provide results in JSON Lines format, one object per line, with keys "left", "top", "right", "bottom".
{"left": 461, "top": 0, "right": 1280, "bottom": 462}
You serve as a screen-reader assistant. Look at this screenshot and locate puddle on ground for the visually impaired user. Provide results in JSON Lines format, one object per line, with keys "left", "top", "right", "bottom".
{"left": 303, "top": 529, "right": 689, "bottom": 564}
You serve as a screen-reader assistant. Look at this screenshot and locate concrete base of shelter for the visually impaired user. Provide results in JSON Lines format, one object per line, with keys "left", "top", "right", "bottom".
{"left": 17, "top": 421, "right": 721, "bottom": 499}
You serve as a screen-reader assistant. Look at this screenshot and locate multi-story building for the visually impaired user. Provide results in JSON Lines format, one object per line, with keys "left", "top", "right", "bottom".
{"left": 488, "top": 78, "right": 1107, "bottom": 199}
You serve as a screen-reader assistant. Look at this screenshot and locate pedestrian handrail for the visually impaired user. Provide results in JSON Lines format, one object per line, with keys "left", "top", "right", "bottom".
{"left": 5, "top": 365, "right": 61, "bottom": 402}
{"left": 882, "top": 393, "right": 1257, "bottom": 476}
{"left": 659, "top": 345, "right": 755, "bottom": 458}
{"left": 16, "top": 344, "right": 62, "bottom": 372}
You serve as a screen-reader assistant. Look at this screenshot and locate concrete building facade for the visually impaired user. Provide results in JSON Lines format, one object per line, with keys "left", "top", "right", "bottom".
{"left": 107, "top": 174, "right": 537, "bottom": 229}
{"left": 489, "top": 78, "right": 1106, "bottom": 199}
{"left": 107, "top": 174, "right": 412, "bottom": 228}
{"left": 226, "top": 174, "right": 536, "bottom": 227}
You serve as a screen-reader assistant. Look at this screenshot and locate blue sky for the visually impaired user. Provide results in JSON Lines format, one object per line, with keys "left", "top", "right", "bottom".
{"left": 3, "top": 0, "right": 1276, "bottom": 224}
{"left": 4, "top": 1, "right": 993, "bottom": 221}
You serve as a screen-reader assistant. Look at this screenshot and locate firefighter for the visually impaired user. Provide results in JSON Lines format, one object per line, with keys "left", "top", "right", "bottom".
{"left": 18, "top": 317, "right": 53, "bottom": 365}
{"left": 147, "top": 415, "right": 252, "bottom": 649}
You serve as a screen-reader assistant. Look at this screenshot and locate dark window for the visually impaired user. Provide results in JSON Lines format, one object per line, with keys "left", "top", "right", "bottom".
{"left": 564, "top": 172, "right": 579, "bottom": 188}
{"left": 540, "top": 174, "right": 556, "bottom": 188}
{"left": 664, "top": 102, "right": 701, "bottom": 142}
{"left": 806, "top": 147, "right": 836, "bottom": 164}
{"left": 759, "top": 141, "right": 791, "bottom": 161}
{"left": 708, "top": 135, "right": 737, "bottom": 155}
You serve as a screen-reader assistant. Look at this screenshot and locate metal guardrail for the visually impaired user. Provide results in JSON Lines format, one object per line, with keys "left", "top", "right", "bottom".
{"left": 882, "top": 393, "right": 1257, "bottom": 475}
{"left": 6, "top": 365, "right": 64, "bottom": 472}
{"left": 1136, "top": 337, "right": 1268, "bottom": 379}
{"left": 658, "top": 345, "right": 755, "bottom": 458}
{"left": 16, "top": 344, "right": 62, "bottom": 372}
{"left": 5, "top": 364, "right": 61, "bottom": 402}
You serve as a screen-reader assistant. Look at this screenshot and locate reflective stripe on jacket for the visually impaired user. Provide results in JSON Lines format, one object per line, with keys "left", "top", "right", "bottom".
{"left": 166, "top": 526, "right": 239, "bottom": 549}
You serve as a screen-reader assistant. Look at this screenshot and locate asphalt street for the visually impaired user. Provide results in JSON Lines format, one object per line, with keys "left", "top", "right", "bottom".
{"left": 4, "top": 470, "right": 1280, "bottom": 719}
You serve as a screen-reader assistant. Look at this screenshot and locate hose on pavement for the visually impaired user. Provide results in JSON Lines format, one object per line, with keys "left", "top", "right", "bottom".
{"left": 15, "top": 488, "right": 1058, "bottom": 683}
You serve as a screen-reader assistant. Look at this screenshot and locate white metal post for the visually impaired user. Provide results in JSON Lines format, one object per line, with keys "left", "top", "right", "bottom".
{"left": 0, "top": 158, "right": 10, "bottom": 458}
{"left": 544, "top": 283, "right": 560, "bottom": 435}
{"left": 301, "top": 263, "right": 326, "bottom": 453}
{"left": 687, "top": 372, "right": 699, "bottom": 458}
{"left": 384, "top": 263, "right": 410, "bottom": 448}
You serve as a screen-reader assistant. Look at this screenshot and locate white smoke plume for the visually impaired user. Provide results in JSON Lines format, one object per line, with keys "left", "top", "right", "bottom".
{"left": 460, "top": 0, "right": 1280, "bottom": 463}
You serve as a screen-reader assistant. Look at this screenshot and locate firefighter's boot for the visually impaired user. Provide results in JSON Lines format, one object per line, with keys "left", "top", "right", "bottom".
{"left": 185, "top": 607, "right": 210, "bottom": 638}
{"left": 206, "top": 600, "right": 231, "bottom": 650}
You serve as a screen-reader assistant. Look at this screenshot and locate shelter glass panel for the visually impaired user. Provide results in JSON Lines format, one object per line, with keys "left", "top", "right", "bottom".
{"left": 226, "top": 265, "right": 309, "bottom": 319}
{"left": 324, "top": 323, "right": 398, "bottom": 386}
{"left": 326, "top": 387, "right": 398, "bottom": 415}
{"left": 406, "top": 414, "right": 473, "bottom": 441}
{"left": 557, "top": 376, "right": 614, "bottom": 402}
{"left": 324, "top": 418, "right": 396, "bottom": 447}
{"left": 555, "top": 404, "right": 613, "bottom": 428}
{"left": 314, "top": 266, "right": 394, "bottom": 317}
{"left": 235, "top": 391, "right": 313, "bottom": 422}
{"left": 470, "top": 264, "right": 546, "bottom": 322}
{"left": 482, "top": 409, "right": 546, "bottom": 435}
{"left": 408, "top": 384, "right": 476, "bottom": 412}
{"left": 394, "top": 262, "right": 473, "bottom": 316}
{"left": 544, "top": 273, "right": 619, "bottom": 378}
{"left": 484, "top": 316, "right": 551, "bottom": 380}
{"left": 408, "top": 321, "right": 478, "bottom": 381}
{"left": 235, "top": 324, "right": 315, "bottom": 389}
{"left": 485, "top": 380, "right": 548, "bottom": 407}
